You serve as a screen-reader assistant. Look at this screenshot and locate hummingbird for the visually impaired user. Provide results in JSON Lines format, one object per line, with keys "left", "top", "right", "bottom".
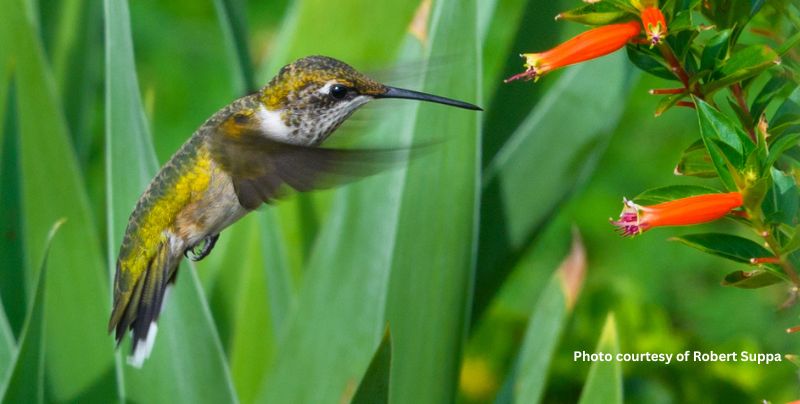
{"left": 109, "top": 55, "right": 481, "bottom": 367}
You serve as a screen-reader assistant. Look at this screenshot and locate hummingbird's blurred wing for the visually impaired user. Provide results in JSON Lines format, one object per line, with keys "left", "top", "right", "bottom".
{"left": 210, "top": 126, "right": 409, "bottom": 210}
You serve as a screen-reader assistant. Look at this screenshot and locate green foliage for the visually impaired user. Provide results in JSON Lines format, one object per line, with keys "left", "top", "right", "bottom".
{"left": 1, "top": 0, "right": 799, "bottom": 402}
{"left": 507, "top": 233, "right": 586, "bottom": 403}
{"left": 385, "top": 0, "right": 480, "bottom": 401}
{"left": 671, "top": 233, "right": 775, "bottom": 264}
{"left": 0, "top": 220, "right": 63, "bottom": 404}
{"left": 577, "top": 314, "right": 622, "bottom": 404}
{"left": 351, "top": 328, "right": 392, "bottom": 404}
{"left": 556, "top": 2, "right": 629, "bottom": 25}
{"left": 2, "top": 0, "right": 113, "bottom": 399}
{"left": 634, "top": 184, "right": 722, "bottom": 204}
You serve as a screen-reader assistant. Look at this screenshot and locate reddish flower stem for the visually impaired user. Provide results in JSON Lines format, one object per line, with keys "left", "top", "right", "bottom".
{"left": 658, "top": 43, "right": 691, "bottom": 90}
{"left": 731, "top": 83, "right": 756, "bottom": 142}
{"left": 750, "top": 257, "right": 781, "bottom": 264}
{"left": 676, "top": 101, "right": 695, "bottom": 109}
{"left": 649, "top": 88, "right": 684, "bottom": 95}
{"left": 760, "top": 228, "right": 800, "bottom": 289}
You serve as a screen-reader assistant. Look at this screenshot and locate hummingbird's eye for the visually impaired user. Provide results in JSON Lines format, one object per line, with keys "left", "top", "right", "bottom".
{"left": 329, "top": 84, "right": 349, "bottom": 100}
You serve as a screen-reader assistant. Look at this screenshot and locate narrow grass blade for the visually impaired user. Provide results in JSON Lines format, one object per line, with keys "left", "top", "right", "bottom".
{"left": 51, "top": 0, "right": 103, "bottom": 163}
{"left": 0, "top": 70, "right": 19, "bottom": 362}
{"left": 0, "top": 84, "right": 27, "bottom": 336}
{"left": 0, "top": 301, "right": 13, "bottom": 386}
{"left": 475, "top": 55, "right": 629, "bottom": 320}
{"left": 104, "top": 0, "right": 237, "bottom": 401}
{"left": 257, "top": 0, "right": 420, "bottom": 81}
{"left": 512, "top": 230, "right": 586, "bottom": 403}
{"left": 0, "top": 220, "right": 63, "bottom": 404}
{"left": 479, "top": 0, "right": 531, "bottom": 101}
{"left": 259, "top": 209, "right": 294, "bottom": 335}
{"left": 226, "top": 217, "right": 275, "bottom": 403}
{"left": 352, "top": 328, "right": 392, "bottom": 404}
{"left": 0, "top": 59, "right": 9, "bottom": 133}
{"left": 577, "top": 314, "right": 623, "bottom": 404}
{"left": 480, "top": 0, "right": 565, "bottom": 163}
{"left": 6, "top": 0, "right": 114, "bottom": 398}
{"left": 385, "top": 0, "right": 481, "bottom": 402}
{"left": 457, "top": 220, "right": 572, "bottom": 403}
{"left": 212, "top": 0, "right": 255, "bottom": 93}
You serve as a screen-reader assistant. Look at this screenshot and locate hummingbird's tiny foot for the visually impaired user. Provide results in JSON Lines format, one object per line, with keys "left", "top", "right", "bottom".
{"left": 185, "top": 234, "right": 220, "bottom": 261}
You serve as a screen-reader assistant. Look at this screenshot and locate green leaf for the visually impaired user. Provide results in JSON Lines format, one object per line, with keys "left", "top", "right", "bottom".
{"left": 50, "top": 0, "right": 103, "bottom": 163}
{"left": 668, "top": 9, "right": 695, "bottom": 32}
{"left": 671, "top": 233, "right": 774, "bottom": 264}
{"left": 0, "top": 62, "right": 9, "bottom": 145}
{"left": 218, "top": 217, "right": 275, "bottom": 403}
{"left": 700, "top": 29, "right": 732, "bottom": 73}
{"left": 577, "top": 314, "right": 622, "bottom": 404}
{"left": 212, "top": 0, "right": 255, "bottom": 93}
{"left": 654, "top": 92, "right": 689, "bottom": 117}
{"left": 0, "top": 85, "right": 27, "bottom": 336}
{"left": 777, "top": 30, "right": 800, "bottom": 57}
{"left": 700, "top": 0, "right": 759, "bottom": 28}
{"left": 704, "top": 45, "right": 781, "bottom": 94}
{"left": 555, "top": 2, "right": 629, "bottom": 25}
{"left": 674, "top": 139, "right": 719, "bottom": 178}
{"left": 634, "top": 185, "right": 721, "bottom": 205}
{"left": 384, "top": 0, "right": 480, "bottom": 402}
{"left": 257, "top": 0, "right": 419, "bottom": 82}
{"left": 770, "top": 87, "right": 800, "bottom": 137}
{"left": 104, "top": 0, "right": 237, "bottom": 401}
{"left": 765, "top": 133, "right": 800, "bottom": 170}
{"left": 511, "top": 232, "right": 586, "bottom": 403}
{"left": 694, "top": 97, "right": 753, "bottom": 189}
{"left": 721, "top": 269, "right": 784, "bottom": 288}
{"left": 762, "top": 168, "right": 798, "bottom": 226}
{"left": 480, "top": 0, "right": 530, "bottom": 102}
{"left": 599, "top": 0, "right": 639, "bottom": 13}
{"left": 626, "top": 45, "right": 676, "bottom": 81}
{"left": 751, "top": 74, "right": 791, "bottom": 121}
{"left": 0, "top": 301, "right": 13, "bottom": 387}
{"left": 5, "top": 0, "right": 114, "bottom": 398}
{"left": 0, "top": 220, "right": 64, "bottom": 404}
{"left": 476, "top": 54, "right": 629, "bottom": 318}
{"left": 351, "top": 328, "right": 392, "bottom": 404}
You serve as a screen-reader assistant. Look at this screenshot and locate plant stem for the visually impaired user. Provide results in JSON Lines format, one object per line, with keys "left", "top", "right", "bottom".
{"left": 658, "top": 43, "right": 695, "bottom": 95}
{"left": 762, "top": 229, "right": 800, "bottom": 288}
{"left": 730, "top": 83, "right": 756, "bottom": 142}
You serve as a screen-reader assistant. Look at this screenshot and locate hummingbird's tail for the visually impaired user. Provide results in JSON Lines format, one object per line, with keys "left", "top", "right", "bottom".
{"left": 108, "top": 237, "right": 180, "bottom": 368}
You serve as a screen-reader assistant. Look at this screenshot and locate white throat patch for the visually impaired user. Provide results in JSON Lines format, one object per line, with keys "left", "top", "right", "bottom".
{"left": 255, "top": 105, "right": 292, "bottom": 141}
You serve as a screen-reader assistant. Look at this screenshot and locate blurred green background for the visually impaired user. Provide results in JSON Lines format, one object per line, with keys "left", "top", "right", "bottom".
{"left": 0, "top": 0, "right": 798, "bottom": 402}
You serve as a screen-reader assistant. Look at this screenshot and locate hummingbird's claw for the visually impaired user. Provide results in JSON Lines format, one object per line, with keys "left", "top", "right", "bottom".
{"left": 185, "top": 233, "right": 220, "bottom": 262}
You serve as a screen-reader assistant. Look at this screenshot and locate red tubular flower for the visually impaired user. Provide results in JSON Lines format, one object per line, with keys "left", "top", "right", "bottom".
{"left": 640, "top": 6, "right": 667, "bottom": 46}
{"left": 611, "top": 192, "right": 743, "bottom": 237}
{"left": 505, "top": 21, "right": 641, "bottom": 83}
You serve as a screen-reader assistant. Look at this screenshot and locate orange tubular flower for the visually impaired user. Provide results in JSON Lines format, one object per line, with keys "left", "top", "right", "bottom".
{"left": 505, "top": 21, "right": 641, "bottom": 83}
{"left": 611, "top": 192, "right": 743, "bottom": 237}
{"left": 640, "top": 6, "right": 667, "bottom": 46}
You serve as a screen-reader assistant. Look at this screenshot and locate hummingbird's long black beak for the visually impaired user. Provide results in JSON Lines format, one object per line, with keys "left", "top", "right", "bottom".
{"left": 375, "top": 86, "right": 482, "bottom": 111}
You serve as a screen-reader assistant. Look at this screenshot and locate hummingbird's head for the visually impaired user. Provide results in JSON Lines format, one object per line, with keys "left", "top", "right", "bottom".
{"left": 258, "top": 55, "right": 480, "bottom": 145}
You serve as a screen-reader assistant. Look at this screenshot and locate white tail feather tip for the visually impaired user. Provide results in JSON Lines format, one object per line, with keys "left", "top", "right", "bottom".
{"left": 127, "top": 322, "right": 158, "bottom": 368}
